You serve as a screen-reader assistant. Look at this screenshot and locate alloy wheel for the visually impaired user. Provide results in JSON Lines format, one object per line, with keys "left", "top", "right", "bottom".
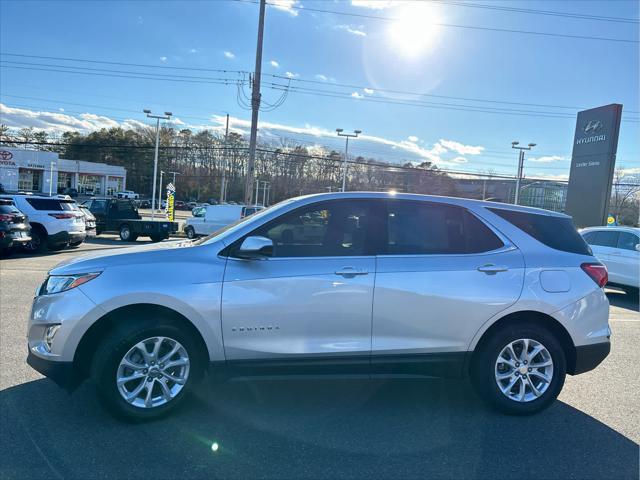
{"left": 494, "top": 338, "right": 554, "bottom": 403}
{"left": 116, "top": 336, "right": 190, "bottom": 408}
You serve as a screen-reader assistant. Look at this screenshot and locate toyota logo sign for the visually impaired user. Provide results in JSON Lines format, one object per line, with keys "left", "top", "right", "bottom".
{"left": 0, "top": 150, "right": 13, "bottom": 161}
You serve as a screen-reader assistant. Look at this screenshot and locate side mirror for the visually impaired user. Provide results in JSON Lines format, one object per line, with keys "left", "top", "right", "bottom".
{"left": 635, "top": 244, "right": 640, "bottom": 252}
{"left": 237, "top": 236, "right": 273, "bottom": 259}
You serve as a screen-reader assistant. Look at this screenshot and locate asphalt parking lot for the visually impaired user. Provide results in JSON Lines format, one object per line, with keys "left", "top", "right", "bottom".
{"left": 1, "top": 239, "right": 638, "bottom": 479}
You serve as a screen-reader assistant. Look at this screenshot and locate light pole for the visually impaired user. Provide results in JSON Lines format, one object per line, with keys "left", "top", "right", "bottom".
{"left": 511, "top": 141, "right": 536, "bottom": 205}
{"left": 158, "top": 170, "right": 164, "bottom": 211}
{"left": 336, "top": 128, "right": 361, "bottom": 192}
{"left": 144, "top": 109, "right": 172, "bottom": 220}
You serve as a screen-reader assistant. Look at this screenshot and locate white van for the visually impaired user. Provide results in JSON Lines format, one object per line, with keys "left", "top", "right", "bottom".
{"left": 116, "top": 190, "right": 139, "bottom": 200}
{"left": 184, "top": 204, "right": 264, "bottom": 239}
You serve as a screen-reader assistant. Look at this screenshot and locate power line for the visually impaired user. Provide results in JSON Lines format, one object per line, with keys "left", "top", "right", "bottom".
{"left": 431, "top": 1, "right": 640, "bottom": 24}
{"left": 239, "top": 0, "right": 640, "bottom": 44}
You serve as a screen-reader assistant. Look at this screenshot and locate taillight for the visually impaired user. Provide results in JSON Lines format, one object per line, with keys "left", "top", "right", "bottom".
{"left": 0, "top": 214, "right": 13, "bottom": 222}
{"left": 581, "top": 262, "right": 608, "bottom": 288}
{"left": 48, "top": 213, "right": 75, "bottom": 219}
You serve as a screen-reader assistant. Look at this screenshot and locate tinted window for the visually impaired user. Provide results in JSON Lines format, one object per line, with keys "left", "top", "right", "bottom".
{"left": 0, "top": 204, "right": 20, "bottom": 215}
{"left": 617, "top": 232, "right": 639, "bottom": 251}
{"left": 591, "top": 231, "right": 619, "bottom": 248}
{"left": 582, "top": 231, "right": 597, "bottom": 244}
{"left": 252, "top": 200, "right": 373, "bottom": 257}
{"left": 90, "top": 200, "right": 108, "bottom": 214}
{"left": 25, "top": 198, "right": 67, "bottom": 211}
{"left": 387, "top": 202, "right": 503, "bottom": 255}
{"left": 489, "top": 208, "right": 591, "bottom": 255}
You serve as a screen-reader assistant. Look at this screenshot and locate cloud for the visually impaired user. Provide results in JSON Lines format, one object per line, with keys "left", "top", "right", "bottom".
{"left": 351, "top": 0, "right": 397, "bottom": 9}
{"left": 270, "top": 0, "right": 299, "bottom": 16}
{"left": 137, "top": 16, "right": 144, "bottom": 24}
{"left": 315, "top": 74, "right": 328, "bottom": 81}
{"left": 285, "top": 71, "right": 299, "bottom": 78}
{"left": 270, "top": 60, "right": 279, "bottom": 68}
{"left": 159, "top": 56, "right": 168, "bottom": 63}
{"left": 436, "top": 139, "right": 484, "bottom": 155}
{"left": 334, "top": 24, "right": 367, "bottom": 36}
{"left": 58, "top": 108, "right": 65, "bottom": 112}
{"left": 407, "top": 136, "right": 418, "bottom": 142}
{"left": 223, "top": 51, "right": 235, "bottom": 59}
{"left": 351, "top": 92, "right": 364, "bottom": 99}
{"left": 363, "top": 88, "right": 374, "bottom": 95}
{"left": 451, "top": 156, "right": 468, "bottom": 164}
{"left": 189, "top": 48, "right": 198, "bottom": 54}
{"left": 529, "top": 155, "right": 568, "bottom": 163}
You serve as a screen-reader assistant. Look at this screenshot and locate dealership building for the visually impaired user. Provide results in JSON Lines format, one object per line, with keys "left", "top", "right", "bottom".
{"left": 0, "top": 147, "right": 126, "bottom": 196}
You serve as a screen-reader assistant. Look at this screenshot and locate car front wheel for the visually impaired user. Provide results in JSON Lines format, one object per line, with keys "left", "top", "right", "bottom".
{"left": 471, "top": 324, "right": 566, "bottom": 415}
{"left": 92, "top": 319, "right": 203, "bottom": 421}
{"left": 185, "top": 226, "right": 196, "bottom": 239}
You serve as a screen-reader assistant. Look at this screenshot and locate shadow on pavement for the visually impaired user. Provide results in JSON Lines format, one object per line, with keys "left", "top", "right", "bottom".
{"left": 2, "top": 377, "right": 638, "bottom": 479}
{"left": 606, "top": 288, "right": 640, "bottom": 312}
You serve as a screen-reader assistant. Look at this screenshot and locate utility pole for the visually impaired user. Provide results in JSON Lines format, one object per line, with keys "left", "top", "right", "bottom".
{"left": 169, "top": 171, "right": 180, "bottom": 185}
{"left": 144, "top": 109, "right": 172, "bottom": 220}
{"left": 220, "top": 113, "right": 229, "bottom": 204}
{"left": 511, "top": 141, "right": 536, "bottom": 205}
{"left": 244, "top": 0, "right": 266, "bottom": 205}
{"left": 336, "top": 128, "right": 361, "bottom": 192}
{"left": 254, "top": 178, "right": 260, "bottom": 205}
{"left": 49, "top": 161, "right": 55, "bottom": 196}
{"left": 261, "top": 180, "right": 269, "bottom": 206}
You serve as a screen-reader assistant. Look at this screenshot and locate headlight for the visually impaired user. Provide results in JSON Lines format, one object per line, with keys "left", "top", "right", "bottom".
{"left": 40, "top": 272, "right": 101, "bottom": 295}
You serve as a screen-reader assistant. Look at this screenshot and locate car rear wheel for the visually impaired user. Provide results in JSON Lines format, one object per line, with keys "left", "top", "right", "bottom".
{"left": 471, "top": 324, "right": 566, "bottom": 415}
{"left": 92, "top": 318, "right": 203, "bottom": 421}
{"left": 119, "top": 224, "right": 133, "bottom": 242}
{"left": 22, "top": 228, "right": 47, "bottom": 253}
{"left": 150, "top": 234, "right": 165, "bottom": 242}
{"left": 185, "top": 226, "right": 196, "bottom": 239}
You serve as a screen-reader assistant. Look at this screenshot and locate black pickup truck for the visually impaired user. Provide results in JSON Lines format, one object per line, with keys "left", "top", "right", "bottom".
{"left": 81, "top": 198, "right": 178, "bottom": 242}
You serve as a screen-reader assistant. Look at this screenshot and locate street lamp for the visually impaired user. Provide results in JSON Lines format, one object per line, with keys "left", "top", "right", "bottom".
{"left": 336, "top": 128, "right": 361, "bottom": 192}
{"left": 511, "top": 141, "right": 536, "bottom": 205}
{"left": 144, "top": 109, "right": 172, "bottom": 220}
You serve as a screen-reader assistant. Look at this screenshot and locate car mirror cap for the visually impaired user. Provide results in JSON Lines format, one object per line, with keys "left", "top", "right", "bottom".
{"left": 237, "top": 236, "right": 273, "bottom": 259}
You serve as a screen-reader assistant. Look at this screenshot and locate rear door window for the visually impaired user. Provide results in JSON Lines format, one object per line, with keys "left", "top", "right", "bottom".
{"left": 489, "top": 208, "right": 591, "bottom": 255}
{"left": 617, "top": 232, "right": 639, "bottom": 251}
{"left": 386, "top": 201, "right": 503, "bottom": 255}
{"left": 591, "top": 231, "right": 619, "bottom": 248}
{"left": 25, "top": 198, "right": 75, "bottom": 211}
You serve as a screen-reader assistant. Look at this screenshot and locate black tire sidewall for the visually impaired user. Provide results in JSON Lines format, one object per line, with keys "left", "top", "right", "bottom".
{"left": 93, "top": 321, "right": 202, "bottom": 422}
{"left": 23, "top": 229, "right": 46, "bottom": 253}
{"left": 471, "top": 324, "right": 566, "bottom": 415}
{"left": 185, "top": 227, "right": 195, "bottom": 239}
{"left": 119, "top": 224, "right": 131, "bottom": 241}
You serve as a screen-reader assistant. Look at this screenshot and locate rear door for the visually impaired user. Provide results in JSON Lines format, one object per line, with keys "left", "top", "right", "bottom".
{"left": 371, "top": 201, "right": 524, "bottom": 375}
{"left": 609, "top": 232, "right": 640, "bottom": 287}
{"left": 586, "top": 230, "right": 619, "bottom": 280}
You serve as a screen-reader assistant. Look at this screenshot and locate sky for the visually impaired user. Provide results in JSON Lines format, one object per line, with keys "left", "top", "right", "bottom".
{"left": 0, "top": 0, "right": 638, "bottom": 180}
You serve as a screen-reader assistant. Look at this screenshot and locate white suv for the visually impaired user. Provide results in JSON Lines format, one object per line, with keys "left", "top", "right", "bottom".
{"left": 26, "top": 193, "right": 610, "bottom": 420}
{"left": 0, "top": 194, "right": 86, "bottom": 252}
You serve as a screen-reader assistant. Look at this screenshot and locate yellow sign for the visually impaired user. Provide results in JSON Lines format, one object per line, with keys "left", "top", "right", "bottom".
{"left": 607, "top": 215, "right": 615, "bottom": 225}
{"left": 166, "top": 193, "right": 175, "bottom": 222}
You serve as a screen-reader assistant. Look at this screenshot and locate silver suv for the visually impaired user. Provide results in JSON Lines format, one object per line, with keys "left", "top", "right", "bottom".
{"left": 27, "top": 192, "right": 611, "bottom": 420}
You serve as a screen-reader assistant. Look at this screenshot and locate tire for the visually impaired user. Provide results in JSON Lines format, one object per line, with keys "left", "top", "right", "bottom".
{"left": 119, "top": 224, "right": 133, "bottom": 242}
{"left": 22, "top": 227, "right": 47, "bottom": 253}
{"left": 91, "top": 316, "right": 204, "bottom": 421}
{"left": 69, "top": 240, "right": 84, "bottom": 248}
{"left": 185, "top": 226, "right": 196, "bottom": 240}
{"left": 150, "top": 234, "right": 165, "bottom": 243}
{"left": 470, "top": 323, "right": 566, "bottom": 415}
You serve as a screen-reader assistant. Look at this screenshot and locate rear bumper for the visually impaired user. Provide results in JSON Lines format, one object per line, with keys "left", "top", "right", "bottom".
{"left": 48, "top": 230, "right": 86, "bottom": 246}
{"left": 572, "top": 341, "right": 611, "bottom": 375}
{"left": 27, "top": 351, "right": 81, "bottom": 390}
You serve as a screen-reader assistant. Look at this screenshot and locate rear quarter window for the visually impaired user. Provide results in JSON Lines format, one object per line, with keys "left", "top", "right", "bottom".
{"left": 489, "top": 208, "right": 591, "bottom": 256}
{"left": 25, "top": 198, "right": 64, "bottom": 211}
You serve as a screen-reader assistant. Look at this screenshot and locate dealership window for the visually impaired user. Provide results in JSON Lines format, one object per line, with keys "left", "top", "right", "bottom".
{"left": 17, "top": 169, "right": 42, "bottom": 192}
{"left": 106, "top": 176, "right": 124, "bottom": 196}
{"left": 57, "top": 172, "right": 73, "bottom": 193}
{"left": 78, "top": 174, "right": 102, "bottom": 195}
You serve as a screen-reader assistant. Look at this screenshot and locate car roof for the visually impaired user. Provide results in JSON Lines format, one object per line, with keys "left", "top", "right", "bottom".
{"left": 293, "top": 191, "right": 570, "bottom": 218}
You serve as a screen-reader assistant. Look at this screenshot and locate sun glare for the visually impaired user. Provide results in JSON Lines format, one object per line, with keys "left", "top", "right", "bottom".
{"left": 387, "top": 4, "right": 442, "bottom": 59}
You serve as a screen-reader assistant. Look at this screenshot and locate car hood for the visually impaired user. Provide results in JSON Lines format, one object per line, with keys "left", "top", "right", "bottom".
{"left": 49, "top": 239, "right": 205, "bottom": 275}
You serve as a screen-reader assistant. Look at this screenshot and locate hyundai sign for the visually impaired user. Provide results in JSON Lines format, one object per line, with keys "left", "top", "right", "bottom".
{"left": 564, "top": 104, "right": 622, "bottom": 228}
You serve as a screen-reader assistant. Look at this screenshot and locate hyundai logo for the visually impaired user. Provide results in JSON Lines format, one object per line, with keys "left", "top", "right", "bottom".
{"left": 583, "top": 120, "right": 603, "bottom": 134}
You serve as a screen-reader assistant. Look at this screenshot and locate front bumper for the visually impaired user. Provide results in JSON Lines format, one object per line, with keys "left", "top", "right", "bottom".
{"left": 572, "top": 341, "right": 611, "bottom": 375}
{"left": 27, "top": 350, "right": 81, "bottom": 390}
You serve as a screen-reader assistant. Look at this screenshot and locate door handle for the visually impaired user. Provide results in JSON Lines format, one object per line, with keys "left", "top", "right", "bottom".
{"left": 335, "top": 267, "right": 369, "bottom": 277}
{"left": 477, "top": 264, "right": 508, "bottom": 275}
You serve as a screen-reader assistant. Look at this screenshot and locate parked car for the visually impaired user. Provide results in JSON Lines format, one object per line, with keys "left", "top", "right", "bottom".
{"left": 60, "top": 187, "right": 78, "bottom": 198}
{"left": 0, "top": 194, "right": 85, "bottom": 252}
{"left": 116, "top": 190, "right": 139, "bottom": 200}
{"left": 136, "top": 199, "right": 151, "bottom": 209}
{"left": 27, "top": 192, "right": 610, "bottom": 420}
{"left": 82, "top": 197, "right": 177, "bottom": 242}
{"left": 175, "top": 200, "right": 188, "bottom": 210}
{"left": 77, "top": 204, "right": 97, "bottom": 239}
{"left": 0, "top": 199, "right": 31, "bottom": 254}
{"left": 184, "top": 204, "right": 265, "bottom": 239}
{"left": 580, "top": 226, "right": 639, "bottom": 293}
